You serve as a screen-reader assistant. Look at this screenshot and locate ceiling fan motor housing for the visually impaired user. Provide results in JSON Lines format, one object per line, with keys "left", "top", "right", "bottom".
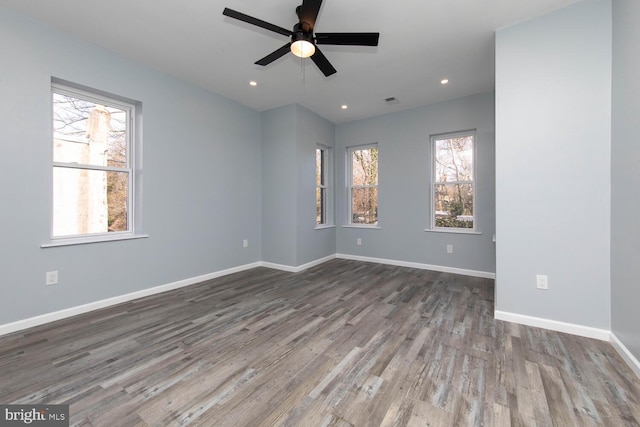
{"left": 292, "top": 24, "right": 315, "bottom": 44}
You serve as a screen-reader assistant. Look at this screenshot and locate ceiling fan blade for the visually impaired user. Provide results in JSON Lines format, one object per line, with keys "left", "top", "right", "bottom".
{"left": 298, "top": 0, "right": 323, "bottom": 31}
{"left": 310, "top": 47, "right": 337, "bottom": 77}
{"left": 255, "top": 43, "right": 292, "bottom": 66}
{"left": 315, "top": 32, "right": 380, "bottom": 46}
{"left": 223, "top": 8, "right": 292, "bottom": 37}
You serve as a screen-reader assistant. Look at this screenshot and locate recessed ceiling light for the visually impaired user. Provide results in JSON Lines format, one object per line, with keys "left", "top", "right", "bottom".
{"left": 341, "top": 105, "right": 348, "bottom": 110}
{"left": 249, "top": 81, "right": 257, "bottom": 86}
{"left": 440, "top": 79, "right": 449, "bottom": 85}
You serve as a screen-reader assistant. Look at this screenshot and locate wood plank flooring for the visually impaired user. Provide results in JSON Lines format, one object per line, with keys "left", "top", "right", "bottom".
{"left": 1, "top": 259, "right": 639, "bottom": 426}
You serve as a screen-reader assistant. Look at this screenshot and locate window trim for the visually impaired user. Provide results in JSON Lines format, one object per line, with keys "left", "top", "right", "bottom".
{"left": 41, "top": 233, "right": 148, "bottom": 248}
{"left": 347, "top": 143, "right": 379, "bottom": 227}
{"left": 430, "top": 130, "right": 477, "bottom": 232}
{"left": 47, "top": 80, "right": 142, "bottom": 245}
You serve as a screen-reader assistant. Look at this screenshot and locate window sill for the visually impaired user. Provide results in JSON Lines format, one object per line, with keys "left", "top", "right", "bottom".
{"left": 424, "top": 228, "right": 481, "bottom": 235}
{"left": 41, "top": 234, "right": 149, "bottom": 248}
{"left": 315, "top": 224, "right": 336, "bottom": 230}
{"left": 342, "top": 225, "right": 381, "bottom": 229}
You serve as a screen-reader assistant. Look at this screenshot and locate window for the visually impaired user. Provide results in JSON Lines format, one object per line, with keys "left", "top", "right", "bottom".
{"left": 316, "top": 145, "right": 333, "bottom": 226}
{"left": 431, "top": 131, "right": 475, "bottom": 230}
{"left": 316, "top": 146, "right": 328, "bottom": 225}
{"left": 51, "top": 82, "right": 137, "bottom": 241}
{"left": 348, "top": 144, "right": 378, "bottom": 225}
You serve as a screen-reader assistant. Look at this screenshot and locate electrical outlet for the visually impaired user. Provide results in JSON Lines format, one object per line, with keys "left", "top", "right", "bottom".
{"left": 243, "top": 239, "right": 248, "bottom": 248}
{"left": 536, "top": 274, "right": 548, "bottom": 290}
{"left": 446, "top": 244, "right": 453, "bottom": 254}
{"left": 46, "top": 271, "right": 58, "bottom": 286}
{"left": 357, "top": 238, "right": 362, "bottom": 246}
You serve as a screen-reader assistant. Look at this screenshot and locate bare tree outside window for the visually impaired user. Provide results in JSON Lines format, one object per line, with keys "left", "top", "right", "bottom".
{"left": 349, "top": 145, "right": 378, "bottom": 225}
{"left": 432, "top": 133, "right": 475, "bottom": 229}
{"left": 52, "top": 85, "right": 132, "bottom": 238}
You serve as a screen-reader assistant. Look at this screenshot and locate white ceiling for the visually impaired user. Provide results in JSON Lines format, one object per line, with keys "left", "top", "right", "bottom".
{"left": 1, "top": 0, "right": 580, "bottom": 123}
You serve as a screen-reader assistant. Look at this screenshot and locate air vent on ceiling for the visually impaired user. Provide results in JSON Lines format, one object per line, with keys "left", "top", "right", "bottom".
{"left": 385, "top": 97, "right": 399, "bottom": 105}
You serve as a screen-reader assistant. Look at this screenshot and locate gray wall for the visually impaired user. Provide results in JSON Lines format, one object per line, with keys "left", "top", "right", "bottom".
{"left": 611, "top": 0, "right": 640, "bottom": 359}
{"left": 295, "top": 106, "right": 336, "bottom": 265}
{"left": 6, "top": 0, "right": 633, "bottom": 356}
{"left": 495, "top": 0, "right": 611, "bottom": 328}
{"left": 261, "top": 104, "right": 336, "bottom": 267}
{"left": 0, "top": 7, "right": 262, "bottom": 325}
{"left": 335, "top": 92, "right": 496, "bottom": 274}
{"left": 261, "top": 105, "right": 298, "bottom": 266}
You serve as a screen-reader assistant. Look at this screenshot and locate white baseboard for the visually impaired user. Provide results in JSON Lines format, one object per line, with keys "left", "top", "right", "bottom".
{"left": 0, "top": 255, "right": 336, "bottom": 336}
{"left": 260, "top": 254, "right": 336, "bottom": 273}
{"left": 494, "top": 311, "right": 640, "bottom": 379}
{"left": 0, "top": 254, "right": 491, "bottom": 337}
{"left": 335, "top": 253, "right": 496, "bottom": 279}
{"left": 610, "top": 332, "right": 640, "bottom": 379}
{"left": 3, "top": 256, "right": 639, "bottom": 381}
{"left": 494, "top": 310, "right": 611, "bottom": 341}
{"left": 0, "top": 262, "right": 261, "bottom": 337}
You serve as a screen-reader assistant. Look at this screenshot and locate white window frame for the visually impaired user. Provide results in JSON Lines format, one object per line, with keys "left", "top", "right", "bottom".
{"left": 316, "top": 145, "right": 333, "bottom": 227}
{"left": 347, "top": 143, "right": 379, "bottom": 227}
{"left": 430, "top": 130, "right": 477, "bottom": 233}
{"left": 44, "top": 81, "right": 144, "bottom": 247}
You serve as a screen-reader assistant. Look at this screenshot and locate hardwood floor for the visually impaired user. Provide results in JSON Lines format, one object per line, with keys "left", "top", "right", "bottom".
{"left": 1, "top": 259, "right": 639, "bottom": 426}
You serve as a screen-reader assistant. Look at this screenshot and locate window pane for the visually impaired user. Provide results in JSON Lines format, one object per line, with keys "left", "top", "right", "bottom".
{"left": 53, "top": 93, "right": 127, "bottom": 168}
{"left": 351, "top": 147, "right": 378, "bottom": 186}
{"left": 435, "top": 136, "right": 473, "bottom": 182}
{"left": 351, "top": 187, "right": 378, "bottom": 224}
{"left": 316, "top": 148, "right": 325, "bottom": 186}
{"left": 53, "top": 167, "right": 129, "bottom": 236}
{"left": 434, "top": 183, "right": 473, "bottom": 228}
{"left": 316, "top": 187, "right": 325, "bottom": 224}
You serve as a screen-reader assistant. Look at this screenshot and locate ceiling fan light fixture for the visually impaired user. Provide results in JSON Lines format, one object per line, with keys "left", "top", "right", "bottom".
{"left": 290, "top": 32, "right": 315, "bottom": 58}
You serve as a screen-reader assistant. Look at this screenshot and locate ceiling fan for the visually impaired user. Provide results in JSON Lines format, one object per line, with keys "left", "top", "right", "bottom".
{"left": 222, "top": 0, "right": 380, "bottom": 77}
